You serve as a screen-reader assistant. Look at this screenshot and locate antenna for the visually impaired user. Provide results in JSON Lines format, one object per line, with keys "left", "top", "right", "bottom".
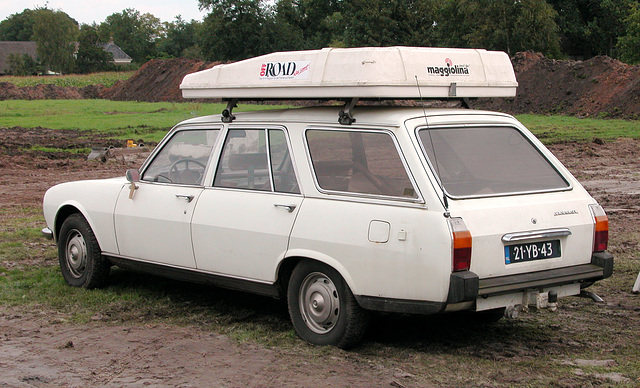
{"left": 414, "top": 75, "right": 449, "bottom": 214}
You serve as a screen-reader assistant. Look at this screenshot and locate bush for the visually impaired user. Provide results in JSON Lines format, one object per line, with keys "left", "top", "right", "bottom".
{"left": 7, "top": 53, "right": 43, "bottom": 76}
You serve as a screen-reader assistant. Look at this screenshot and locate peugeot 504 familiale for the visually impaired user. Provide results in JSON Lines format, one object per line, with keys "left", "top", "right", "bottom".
{"left": 43, "top": 47, "right": 613, "bottom": 348}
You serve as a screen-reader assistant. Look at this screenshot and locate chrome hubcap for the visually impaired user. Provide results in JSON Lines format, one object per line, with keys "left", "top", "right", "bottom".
{"left": 299, "top": 272, "right": 339, "bottom": 334}
{"left": 66, "top": 230, "right": 87, "bottom": 278}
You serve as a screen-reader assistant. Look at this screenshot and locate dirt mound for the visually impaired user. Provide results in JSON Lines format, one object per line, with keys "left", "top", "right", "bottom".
{"left": 0, "top": 82, "right": 80, "bottom": 100}
{"left": 475, "top": 51, "right": 640, "bottom": 118}
{"left": 102, "top": 58, "right": 217, "bottom": 102}
{"left": 0, "top": 82, "right": 107, "bottom": 100}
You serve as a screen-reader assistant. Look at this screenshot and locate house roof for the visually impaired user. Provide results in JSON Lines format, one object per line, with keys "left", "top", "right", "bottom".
{"left": 0, "top": 41, "right": 37, "bottom": 74}
{"left": 102, "top": 42, "right": 132, "bottom": 63}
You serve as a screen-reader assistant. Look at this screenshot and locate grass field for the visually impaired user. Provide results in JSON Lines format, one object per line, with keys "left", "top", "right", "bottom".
{"left": 0, "top": 100, "right": 291, "bottom": 143}
{"left": 2, "top": 100, "right": 640, "bottom": 145}
{"left": 0, "top": 72, "right": 136, "bottom": 88}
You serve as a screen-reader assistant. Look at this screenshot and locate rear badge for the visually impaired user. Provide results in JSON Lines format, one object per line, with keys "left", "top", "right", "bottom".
{"left": 554, "top": 210, "right": 578, "bottom": 216}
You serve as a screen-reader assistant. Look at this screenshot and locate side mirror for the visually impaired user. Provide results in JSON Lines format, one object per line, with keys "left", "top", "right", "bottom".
{"left": 126, "top": 169, "right": 140, "bottom": 183}
{"left": 125, "top": 170, "right": 140, "bottom": 200}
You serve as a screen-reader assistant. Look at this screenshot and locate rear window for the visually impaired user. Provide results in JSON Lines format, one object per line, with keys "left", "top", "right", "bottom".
{"left": 306, "top": 129, "right": 418, "bottom": 199}
{"left": 417, "top": 126, "right": 570, "bottom": 197}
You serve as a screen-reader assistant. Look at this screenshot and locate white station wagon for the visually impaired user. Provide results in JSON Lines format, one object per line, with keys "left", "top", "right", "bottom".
{"left": 43, "top": 47, "right": 613, "bottom": 348}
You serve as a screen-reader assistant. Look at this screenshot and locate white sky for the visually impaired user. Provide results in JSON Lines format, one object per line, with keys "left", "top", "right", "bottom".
{"left": 0, "top": 0, "right": 208, "bottom": 25}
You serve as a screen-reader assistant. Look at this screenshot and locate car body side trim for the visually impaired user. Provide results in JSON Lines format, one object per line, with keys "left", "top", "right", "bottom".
{"left": 107, "top": 256, "right": 281, "bottom": 298}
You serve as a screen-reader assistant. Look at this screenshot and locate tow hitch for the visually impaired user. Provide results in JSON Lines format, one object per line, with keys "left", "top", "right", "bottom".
{"left": 503, "top": 287, "right": 604, "bottom": 319}
{"left": 579, "top": 290, "right": 605, "bottom": 303}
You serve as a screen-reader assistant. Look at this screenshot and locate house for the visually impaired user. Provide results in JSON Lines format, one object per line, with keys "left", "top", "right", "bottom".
{"left": 101, "top": 41, "right": 132, "bottom": 65}
{"left": 0, "top": 41, "right": 37, "bottom": 74}
{"left": 0, "top": 40, "right": 132, "bottom": 74}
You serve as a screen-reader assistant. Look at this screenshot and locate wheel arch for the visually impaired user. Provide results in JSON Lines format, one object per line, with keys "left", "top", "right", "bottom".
{"left": 54, "top": 203, "right": 92, "bottom": 242}
{"left": 276, "top": 251, "right": 358, "bottom": 299}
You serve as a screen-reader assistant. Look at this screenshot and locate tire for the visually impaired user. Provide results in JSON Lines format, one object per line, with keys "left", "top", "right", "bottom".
{"left": 58, "top": 213, "right": 110, "bottom": 289}
{"left": 287, "top": 260, "right": 369, "bottom": 349}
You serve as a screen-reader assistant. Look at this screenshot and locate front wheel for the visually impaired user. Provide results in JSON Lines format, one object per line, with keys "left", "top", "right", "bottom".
{"left": 287, "top": 261, "right": 369, "bottom": 348}
{"left": 58, "top": 213, "right": 110, "bottom": 289}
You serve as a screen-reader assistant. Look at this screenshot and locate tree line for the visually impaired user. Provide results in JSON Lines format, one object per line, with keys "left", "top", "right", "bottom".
{"left": 2, "top": 0, "right": 640, "bottom": 75}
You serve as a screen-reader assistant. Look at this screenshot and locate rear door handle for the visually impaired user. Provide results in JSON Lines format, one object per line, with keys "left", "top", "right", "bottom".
{"left": 176, "top": 194, "right": 195, "bottom": 203}
{"left": 274, "top": 204, "right": 297, "bottom": 213}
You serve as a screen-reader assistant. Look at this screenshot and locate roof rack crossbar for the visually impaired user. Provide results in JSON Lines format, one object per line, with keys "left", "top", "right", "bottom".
{"left": 338, "top": 98, "right": 359, "bottom": 125}
{"left": 221, "top": 99, "right": 239, "bottom": 123}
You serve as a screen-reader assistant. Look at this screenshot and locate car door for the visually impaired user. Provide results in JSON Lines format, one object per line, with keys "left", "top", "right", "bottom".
{"left": 191, "top": 127, "right": 303, "bottom": 281}
{"left": 113, "top": 127, "right": 220, "bottom": 268}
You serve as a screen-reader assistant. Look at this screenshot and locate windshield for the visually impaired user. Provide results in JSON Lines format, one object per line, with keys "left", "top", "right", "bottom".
{"left": 418, "top": 126, "right": 570, "bottom": 198}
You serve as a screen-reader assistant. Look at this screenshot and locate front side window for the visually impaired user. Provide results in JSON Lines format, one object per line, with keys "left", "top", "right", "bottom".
{"left": 306, "top": 129, "right": 418, "bottom": 199}
{"left": 142, "top": 129, "right": 219, "bottom": 185}
{"left": 417, "top": 126, "right": 570, "bottom": 197}
{"left": 214, "top": 128, "right": 300, "bottom": 193}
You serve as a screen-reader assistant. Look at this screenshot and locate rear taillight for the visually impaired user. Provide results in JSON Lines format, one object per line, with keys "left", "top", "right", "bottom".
{"left": 589, "top": 204, "right": 609, "bottom": 252}
{"left": 448, "top": 217, "right": 472, "bottom": 272}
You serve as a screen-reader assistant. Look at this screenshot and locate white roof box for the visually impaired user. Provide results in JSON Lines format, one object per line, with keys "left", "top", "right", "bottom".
{"left": 180, "top": 47, "right": 517, "bottom": 100}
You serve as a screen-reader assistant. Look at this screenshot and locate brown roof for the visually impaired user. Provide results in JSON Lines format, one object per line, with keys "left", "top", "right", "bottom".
{"left": 0, "top": 41, "right": 38, "bottom": 74}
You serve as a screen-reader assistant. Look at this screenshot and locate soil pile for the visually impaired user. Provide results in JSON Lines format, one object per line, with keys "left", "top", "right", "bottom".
{"left": 0, "top": 82, "right": 105, "bottom": 100}
{"left": 475, "top": 51, "right": 640, "bottom": 118}
{"left": 102, "top": 58, "right": 217, "bottom": 102}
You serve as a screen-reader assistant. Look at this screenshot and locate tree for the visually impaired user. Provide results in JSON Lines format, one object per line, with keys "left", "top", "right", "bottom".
{"left": 32, "top": 8, "right": 78, "bottom": 74}
{"left": 76, "top": 24, "right": 113, "bottom": 73}
{"left": 157, "top": 16, "right": 202, "bottom": 58}
{"left": 199, "top": 0, "right": 275, "bottom": 61}
{"left": 99, "top": 9, "right": 161, "bottom": 62}
{"left": 435, "top": 0, "right": 560, "bottom": 57}
{"left": 6, "top": 53, "right": 42, "bottom": 75}
{"left": 338, "top": 0, "right": 439, "bottom": 47}
{"left": 0, "top": 9, "right": 38, "bottom": 41}
{"left": 271, "top": 0, "right": 345, "bottom": 49}
{"left": 548, "top": 0, "right": 636, "bottom": 58}
{"left": 617, "top": 3, "right": 640, "bottom": 64}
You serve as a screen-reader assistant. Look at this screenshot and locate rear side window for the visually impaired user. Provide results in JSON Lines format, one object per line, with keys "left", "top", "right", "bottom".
{"left": 306, "top": 129, "right": 418, "bottom": 199}
{"left": 417, "top": 126, "right": 570, "bottom": 197}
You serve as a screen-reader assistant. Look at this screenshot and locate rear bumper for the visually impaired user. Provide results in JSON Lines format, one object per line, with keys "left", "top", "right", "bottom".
{"left": 449, "top": 251, "right": 614, "bottom": 303}
{"left": 355, "top": 252, "right": 613, "bottom": 314}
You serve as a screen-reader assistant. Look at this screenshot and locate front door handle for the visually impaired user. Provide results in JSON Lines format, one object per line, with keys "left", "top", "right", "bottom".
{"left": 176, "top": 194, "right": 195, "bottom": 203}
{"left": 274, "top": 204, "right": 297, "bottom": 213}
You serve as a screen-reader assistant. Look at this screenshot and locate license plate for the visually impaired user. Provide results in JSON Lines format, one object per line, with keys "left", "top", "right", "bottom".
{"left": 505, "top": 240, "right": 561, "bottom": 264}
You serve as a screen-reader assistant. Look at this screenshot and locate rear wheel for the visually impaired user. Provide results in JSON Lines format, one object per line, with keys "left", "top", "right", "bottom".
{"left": 58, "top": 213, "right": 110, "bottom": 289}
{"left": 287, "top": 260, "right": 369, "bottom": 348}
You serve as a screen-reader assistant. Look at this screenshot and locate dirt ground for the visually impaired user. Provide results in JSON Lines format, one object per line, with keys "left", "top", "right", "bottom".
{"left": 0, "top": 127, "right": 639, "bottom": 387}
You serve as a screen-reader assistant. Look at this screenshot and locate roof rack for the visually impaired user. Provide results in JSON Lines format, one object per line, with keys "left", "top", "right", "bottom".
{"left": 180, "top": 46, "right": 517, "bottom": 123}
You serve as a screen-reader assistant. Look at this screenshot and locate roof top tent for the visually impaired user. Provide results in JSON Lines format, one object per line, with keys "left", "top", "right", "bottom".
{"left": 179, "top": 46, "right": 518, "bottom": 124}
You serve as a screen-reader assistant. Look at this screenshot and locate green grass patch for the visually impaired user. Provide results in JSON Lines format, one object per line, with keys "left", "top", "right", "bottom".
{"left": 1, "top": 100, "right": 639, "bottom": 145}
{"left": 0, "top": 72, "right": 136, "bottom": 88}
{"left": 0, "top": 100, "right": 292, "bottom": 144}
{"left": 28, "top": 145, "right": 91, "bottom": 154}
{"left": 517, "top": 114, "right": 640, "bottom": 143}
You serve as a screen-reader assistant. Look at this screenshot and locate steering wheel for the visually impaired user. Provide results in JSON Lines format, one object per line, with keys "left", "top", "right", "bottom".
{"left": 169, "top": 159, "right": 206, "bottom": 185}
